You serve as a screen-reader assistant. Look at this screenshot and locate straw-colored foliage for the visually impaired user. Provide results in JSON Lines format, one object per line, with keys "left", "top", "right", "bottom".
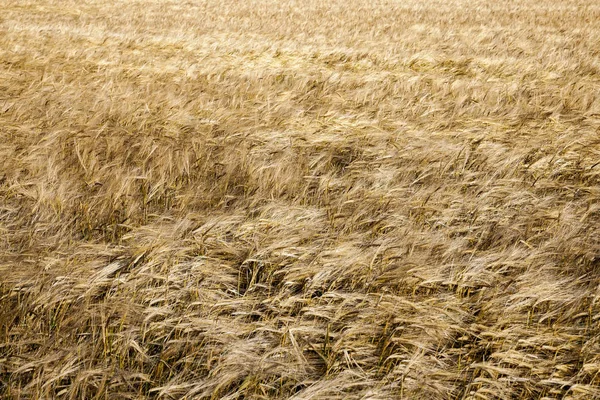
{"left": 1, "top": 0, "right": 600, "bottom": 398}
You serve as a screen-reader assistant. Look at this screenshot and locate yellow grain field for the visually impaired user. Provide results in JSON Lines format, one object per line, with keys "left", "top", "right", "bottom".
{"left": 1, "top": 0, "right": 600, "bottom": 398}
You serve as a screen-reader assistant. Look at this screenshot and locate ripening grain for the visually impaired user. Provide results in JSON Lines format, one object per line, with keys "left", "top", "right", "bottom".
{"left": 1, "top": 0, "right": 600, "bottom": 398}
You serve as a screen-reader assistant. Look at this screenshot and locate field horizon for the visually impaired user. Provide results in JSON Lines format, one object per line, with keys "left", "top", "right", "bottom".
{"left": 1, "top": 0, "right": 600, "bottom": 398}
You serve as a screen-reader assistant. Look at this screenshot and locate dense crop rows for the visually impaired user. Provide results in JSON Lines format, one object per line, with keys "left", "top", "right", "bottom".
{"left": 1, "top": 0, "right": 600, "bottom": 398}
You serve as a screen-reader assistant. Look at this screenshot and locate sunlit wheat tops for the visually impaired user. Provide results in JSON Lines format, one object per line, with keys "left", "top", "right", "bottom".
{"left": 1, "top": 0, "right": 600, "bottom": 398}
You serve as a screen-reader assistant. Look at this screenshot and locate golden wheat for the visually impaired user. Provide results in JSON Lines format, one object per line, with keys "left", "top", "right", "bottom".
{"left": 1, "top": 0, "right": 600, "bottom": 398}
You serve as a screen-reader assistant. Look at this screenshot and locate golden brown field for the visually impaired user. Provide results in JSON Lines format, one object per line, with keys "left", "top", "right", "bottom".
{"left": 1, "top": 0, "right": 600, "bottom": 398}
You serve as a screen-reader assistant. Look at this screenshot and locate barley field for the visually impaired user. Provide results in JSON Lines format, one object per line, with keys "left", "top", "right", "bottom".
{"left": 1, "top": 0, "right": 600, "bottom": 398}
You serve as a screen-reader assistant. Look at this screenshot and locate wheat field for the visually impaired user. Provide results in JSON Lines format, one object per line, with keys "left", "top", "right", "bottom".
{"left": 1, "top": 0, "right": 600, "bottom": 398}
